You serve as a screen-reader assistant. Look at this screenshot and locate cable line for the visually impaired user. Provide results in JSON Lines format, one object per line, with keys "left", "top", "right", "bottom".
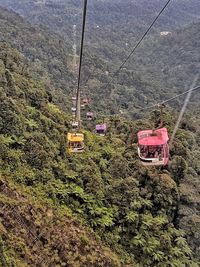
{"left": 169, "top": 74, "right": 200, "bottom": 146}
{"left": 137, "top": 85, "right": 200, "bottom": 111}
{"left": 76, "top": 0, "right": 88, "bottom": 128}
{"left": 101, "top": 0, "right": 172, "bottom": 91}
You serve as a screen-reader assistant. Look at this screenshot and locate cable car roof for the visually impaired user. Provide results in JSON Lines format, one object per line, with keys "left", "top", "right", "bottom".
{"left": 96, "top": 124, "right": 106, "bottom": 130}
{"left": 71, "top": 121, "right": 79, "bottom": 126}
{"left": 87, "top": 112, "right": 93, "bottom": 116}
{"left": 67, "top": 133, "right": 84, "bottom": 142}
{"left": 137, "top": 127, "right": 169, "bottom": 146}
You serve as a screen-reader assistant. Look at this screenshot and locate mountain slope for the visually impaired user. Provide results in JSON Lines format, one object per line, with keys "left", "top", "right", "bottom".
{"left": 0, "top": 1, "right": 200, "bottom": 265}
{"left": 0, "top": 0, "right": 200, "bottom": 116}
{"left": 1, "top": 0, "right": 200, "bottom": 72}
{"left": 1, "top": 0, "right": 200, "bottom": 67}
{"left": 1, "top": 0, "right": 200, "bottom": 45}
{"left": 0, "top": 5, "right": 75, "bottom": 111}
{"left": 0, "top": 43, "right": 199, "bottom": 266}
{"left": 0, "top": 43, "right": 123, "bottom": 267}
{"left": 0, "top": 180, "right": 121, "bottom": 267}
{"left": 0, "top": 5, "right": 171, "bottom": 117}
{"left": 129, "top": 21, "right": 200, "bottom": 100}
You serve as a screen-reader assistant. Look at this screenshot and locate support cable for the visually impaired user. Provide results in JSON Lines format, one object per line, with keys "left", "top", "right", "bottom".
{"left": 76, "top": 0, "right": 88, "bottom": 127}
{"left": 101, "top": 0, "right": 172, "bottom": 91}
{"left": 169, "top": 74, "right": 200, "bottom": 147}
{"left": 137, "top": 85, "right": 200, "bottom": 112}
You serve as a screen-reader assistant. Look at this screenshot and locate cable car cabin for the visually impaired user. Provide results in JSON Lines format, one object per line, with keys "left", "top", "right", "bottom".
{"left": 67, "top": 133, "right": 84, "bottom": 153}
{"left": 82, "top": 98, "right": 89, "bottom": 105}
{"left": 81, "top": 98, "right": 89, "bottom": 109}
{"left": 71, "top": 107, "right": 76, "bottom": 113}
{"left": 72, "top": 96, "right": 76, "bottom": 105}
{"left": 137, "top": 127, "right": 169, "bottom": 166}
{"left": 71, "top": 121, "right": 79, "bottom": 130}
{"left": 86, "top": 112, "right": 93, "bottom": 120}
{"left": 96, "top": 124, "right": 107, "bottom": 136}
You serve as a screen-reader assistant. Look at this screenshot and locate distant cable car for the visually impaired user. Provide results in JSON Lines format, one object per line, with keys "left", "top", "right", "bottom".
{"left": 81, "top": 98, "right": 89, "bottom": 109}
{"left": 82, "top": 98, "right": 89, "bottom": 105}
{"left": 137, "top": 127, "right": 169, "bottom": 166}
{"left": 86, "top": 112, "right": 93, "bottom": 120}
{"left": 71, "top": 107, "right": 76, "bottom": 113}
{"left": 71, "top": 121, "right": 79, "bottom": 130}
{"left": 72, "top": 96, "right": 76, "bottom": 105}
{"left": 96, "top": 124, "right": 107, "bottom": 136}
{"left": 67, "top": 132, "right": 84, "bottom": 153}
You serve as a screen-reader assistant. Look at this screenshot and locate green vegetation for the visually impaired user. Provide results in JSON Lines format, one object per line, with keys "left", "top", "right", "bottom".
{"left": 0, "top": 1, "right": 200, "bottom": 266}
{"left": 0, "top": 1, "right": 200, "bottom": 116}
{"left": 0, "top": 6, "right": 74, "bottom": 113}
{"left": 0, "top": 43, "right": 200, "bottom": 266}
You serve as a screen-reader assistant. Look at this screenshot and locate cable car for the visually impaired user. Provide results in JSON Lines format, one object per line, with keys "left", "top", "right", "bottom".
{"left": 96, "top": 124, "right": 107, "bottom": 136}
{"left": 71, "top": 121, "right": 79, "bottom": 130}
{"left": 86, "top": 112, "right": 93, "bottom": 120}
{"left": 72, "top": 96, "right": 76, "bottom": 105}
{"left": 71, "top": 107, "right": 76, "bottom": 112}
{"left": 67, "top": 132, "right": 84, "bottom": 153}
{"left": 81, "top": 98, "right": 89, "bottom": 109}
{"left": 137, "top": 127, "right": 169, "bottom": 166}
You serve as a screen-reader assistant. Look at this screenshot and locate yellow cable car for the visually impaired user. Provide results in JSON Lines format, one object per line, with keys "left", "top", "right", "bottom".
{"left": 67, "top": 132, "right": 84, "bottom": 153}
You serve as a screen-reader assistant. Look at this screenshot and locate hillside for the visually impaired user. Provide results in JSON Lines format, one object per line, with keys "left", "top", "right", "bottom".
{"left": 0, "top": 43, "right": 122, "bottom": 266}
{"left": 0, "top": 3, "right": 200, "bottom": 265}
{"left": 1, "top": 0, "right": 200, "bottom": 47}
{"left": 0, "top": 181, "right": 120, "bottom": 266}
{"left": 0, "top": 6, "right": 76, "bottom": 111}
{"left": 0, "top": 5, "right": 173, "bottom": 117}
{"left": 0, "top": 43, "right": 200, "bottom": 266}
{"left": 0, "top": 0, "right": 200, "bottom": 116}
{"left": 128, "top": 22, "right": 200, "bottom": 105}
{"left": 1, "top": 0, "right": 200, "bottom": 64}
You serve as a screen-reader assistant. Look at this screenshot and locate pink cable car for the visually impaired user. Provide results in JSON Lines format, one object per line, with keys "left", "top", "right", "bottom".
{"left": 86, "top": 112, "right": 94, "bottom": 120}
{"left": 137, "top": 127, "right": 169, "bottom": 166}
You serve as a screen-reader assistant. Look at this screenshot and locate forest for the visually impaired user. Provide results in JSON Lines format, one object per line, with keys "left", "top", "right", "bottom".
{"left": 0, "top": 0, "right": 200, "bottom": 266}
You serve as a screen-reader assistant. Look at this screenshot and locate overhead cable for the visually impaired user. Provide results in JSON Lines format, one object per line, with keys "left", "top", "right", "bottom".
{"left": 137, "top": 85, "right": 200, "bottom": 111}
{"left": 102, "top": 0, "right": 172, "bottom": 90}
{"left": 76, "top": 0, "right": 88, "bottom": 124}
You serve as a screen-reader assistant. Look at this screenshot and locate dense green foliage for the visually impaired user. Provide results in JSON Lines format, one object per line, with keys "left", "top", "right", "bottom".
{"left": 126, "top": 22, "right": 200, "bottom": 109}
{"left": 0, "top": 43, "right": 122, "bottom": 266}
{"left": 0, "top": 6, "right": 75, "bottom": 111}
{"left": 0, "top": 43, "right": 200, "bottom": 266}
{"left": 0, "top": 0, "right": 200, "bottom": 116}
{"left": 0, "top": 1, "right": 200, "bottom": 266}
